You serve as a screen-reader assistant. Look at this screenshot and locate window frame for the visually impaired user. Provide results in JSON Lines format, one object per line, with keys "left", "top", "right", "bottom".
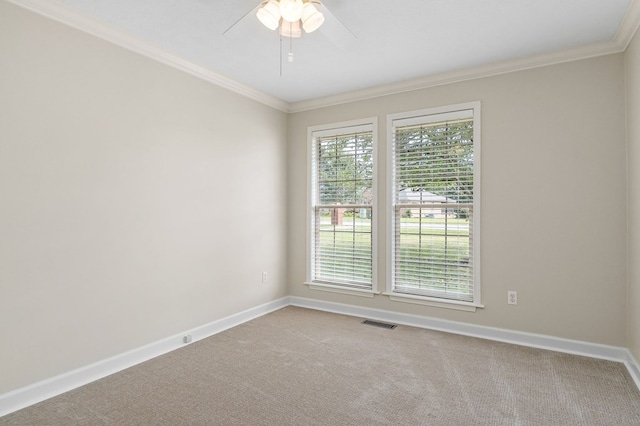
{"left": 386, "top": 102, "right": 482, "bottom": 311}
{"left": 306, "top": 117, "right": 379, "bottom": 297}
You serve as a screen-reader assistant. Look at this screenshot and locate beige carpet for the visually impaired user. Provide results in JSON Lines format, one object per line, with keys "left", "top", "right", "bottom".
{"left": 2, "top": 306, "right": 640, "bottom": 425}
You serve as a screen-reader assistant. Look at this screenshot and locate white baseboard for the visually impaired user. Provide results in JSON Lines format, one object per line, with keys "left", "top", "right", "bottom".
{"left": 0, "top": 297, "right": 289, "bottom": 417}
{"left": 289, "top": 296, "right": 640, "bottom": 380}
{"left": 3, "top": 295, "right": 639, "bottom": 418}
{"left": 623, "top": 350, "right": 640, "bottom": 391}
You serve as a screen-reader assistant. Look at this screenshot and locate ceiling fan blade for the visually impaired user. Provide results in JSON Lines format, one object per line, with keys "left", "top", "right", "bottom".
{"left": 223, "top": 0, "right": 357, "bottom": 48}
{"left": 316, "top": 2, "right": 358, "bottom": 48}
{"left": 223, "top": 2, "right": 261, "bottom": 36}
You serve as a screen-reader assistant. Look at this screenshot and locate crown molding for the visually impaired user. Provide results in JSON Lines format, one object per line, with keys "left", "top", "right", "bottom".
{"left": 289, "top": 0, "right": 640, "bottom": 113}
{"left": 7, "top": 0, "right": 640, "bottom": 114}
{"left": 616, "top": 0, "right": 640, "bottom": 50}
{"left": 289, "top": 39, "right": 624, "bottom": 113}
{"left": 5, "top": 0, "right": 291, "bottom": 113}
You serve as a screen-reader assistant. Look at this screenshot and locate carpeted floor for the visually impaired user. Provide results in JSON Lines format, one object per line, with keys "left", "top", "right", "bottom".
{"left": 2, "top": 306, "right": 640, "bottom": 425}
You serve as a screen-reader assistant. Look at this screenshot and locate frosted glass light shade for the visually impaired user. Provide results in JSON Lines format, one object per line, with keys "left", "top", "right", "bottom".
{"left": 301, "top": 3, "right": 324, "bottom": 33}
{"left": 280, "top": 19, "right": 302, "bottom": 38}
{"left": 257, "top": 0, "right": 281, "bottom": 30}
{"left": 279, "top": 0, "right": 304, "bottom": 22}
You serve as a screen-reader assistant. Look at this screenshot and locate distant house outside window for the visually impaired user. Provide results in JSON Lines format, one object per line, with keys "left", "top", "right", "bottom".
{"left": 387, "top": 103, "right": 481, "bottom": 309}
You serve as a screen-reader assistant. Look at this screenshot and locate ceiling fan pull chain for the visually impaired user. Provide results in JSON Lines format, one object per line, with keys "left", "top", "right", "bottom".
{"left": 288, "top": 21, "right": 294, "bottom": 63}
{"left": 279, "top": 31, "right": 283, "bottom": 76}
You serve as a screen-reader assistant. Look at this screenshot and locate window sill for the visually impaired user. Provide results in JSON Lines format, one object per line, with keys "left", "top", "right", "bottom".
{"left": 383, "top": 292, "right": 484, "bottom": 312}
{"left": 305, "top": 282, "right": 377, "bottom": 298}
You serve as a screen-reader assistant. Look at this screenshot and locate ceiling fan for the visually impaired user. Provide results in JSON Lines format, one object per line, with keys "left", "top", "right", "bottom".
{"left": 223, "top": 0, "right": 355, "bottom": 71}
{"left": 257, "top": 0, "right": 325, "bottom": 35}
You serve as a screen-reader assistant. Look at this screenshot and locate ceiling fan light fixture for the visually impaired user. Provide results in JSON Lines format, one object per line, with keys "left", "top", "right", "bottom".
{"left": 256, "top": 0, "right": 281, "bottom": 30}
{"left": 279, "top": 19, "right": 302, "bottom": 38}
{"left": 301, "top": 3, "right": 324, "bottom": 33}
{"left": 279, "top": 0, "right": 304, "bottom": 22}
{"left": 251, "top": 0, "right": 332, "bottom": 71}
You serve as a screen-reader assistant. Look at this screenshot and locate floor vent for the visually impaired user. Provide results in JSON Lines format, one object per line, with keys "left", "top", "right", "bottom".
{"left": 362, "top": 319, "right": 397, "bottom": 330}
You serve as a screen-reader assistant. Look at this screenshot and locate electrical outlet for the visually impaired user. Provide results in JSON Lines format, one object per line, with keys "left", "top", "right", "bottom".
{"left": 262, "top": 272, "right": 268, "bottom": 283}
{"left": 507, "top": 291, "right": 518, "bottom": 305}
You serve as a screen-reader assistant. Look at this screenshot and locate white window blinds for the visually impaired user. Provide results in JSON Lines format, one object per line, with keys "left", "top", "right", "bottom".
{"left": 390, "top": 106, "right": 479, "bottom": 303}
{"left": 311, "top": 123, "right": 374, "bottom": 290}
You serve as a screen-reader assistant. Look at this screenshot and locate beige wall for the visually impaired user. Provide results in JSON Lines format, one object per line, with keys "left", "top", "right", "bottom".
{"left": 1, "top": 0, "right": 635, "bottom": 399}
{"left": 0, "top": 2, "right": 288, "bottom": 393}
{"left": 628, "top": 27, "right": 640, "bottom": 361}
{"left": 288, "top": 55, "right": 628, "bottom": 346}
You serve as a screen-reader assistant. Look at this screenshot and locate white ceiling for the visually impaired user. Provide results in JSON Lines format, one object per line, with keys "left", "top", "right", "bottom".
{"left": 20, "top": 0, "right": 640, "bottom": 107}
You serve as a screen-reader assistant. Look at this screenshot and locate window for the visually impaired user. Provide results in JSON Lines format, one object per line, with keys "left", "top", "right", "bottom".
{"left": 307, "top": 119, "right": 377, "bottom": 296}
{"left": 388, "top": 103, "right": 481, "bottom": 309}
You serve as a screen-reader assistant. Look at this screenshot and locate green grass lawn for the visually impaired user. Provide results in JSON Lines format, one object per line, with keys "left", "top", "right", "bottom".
{"left": 315, "top": 217, "right": 472, "bottom": 296}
